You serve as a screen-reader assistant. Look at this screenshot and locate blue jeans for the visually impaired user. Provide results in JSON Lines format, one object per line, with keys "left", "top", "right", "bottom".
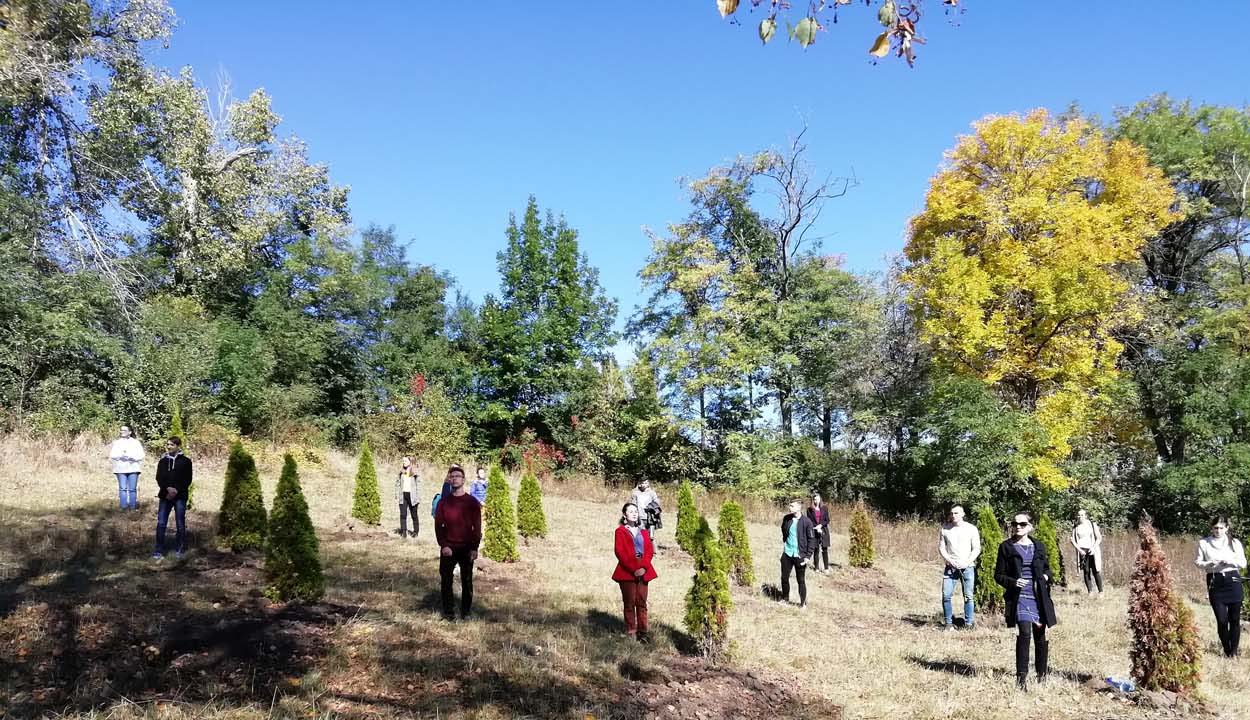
{"left": 154, "top": 498, "right": 187, "bottom": 555}
{"left": 115, "top": 473, "right": 139, "bottom": 509}
{"left": 942, "top": 566, "right": 976, "bottom": 626}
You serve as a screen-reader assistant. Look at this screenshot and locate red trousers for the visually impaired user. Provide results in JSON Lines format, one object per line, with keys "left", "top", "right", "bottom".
{"left": 618, "top": 579, "right": 650, "bottom": 635}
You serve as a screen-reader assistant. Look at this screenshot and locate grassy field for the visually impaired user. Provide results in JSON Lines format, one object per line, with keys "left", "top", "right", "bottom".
{"left": 0, "top": 434, "right": 1244, "bottom": 719}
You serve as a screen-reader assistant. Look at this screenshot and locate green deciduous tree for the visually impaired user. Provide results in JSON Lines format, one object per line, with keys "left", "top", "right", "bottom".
{"left": 516, "top": 468, "right": 548, "bottom": 540}
{"left": 684, "top": 516, "right": 732, "bottom": 659}
{"left": 265, "top": 454, "right": 324, "bottom": 602}
{"left": 351, "top": 440, "right": 381, "bottom": 525}
{"left": 218, "top": 442, "right": 267, "bottom": 551}
{"left": 717, "top": 501, "right": 755, "bottom": 586}
{"left": 482, "top": 465, "right": 519, "bottom": 562}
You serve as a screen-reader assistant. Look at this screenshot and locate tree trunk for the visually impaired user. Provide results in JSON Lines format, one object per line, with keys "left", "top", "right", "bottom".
{"left": 779, "top": 386, "right": 792, "bottom": 438}
{"left": 821, "top": 405, "right": 833, "bottom": 453}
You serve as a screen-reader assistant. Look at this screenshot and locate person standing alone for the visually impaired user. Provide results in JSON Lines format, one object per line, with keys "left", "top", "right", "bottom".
{"left": 152, "top": 436, "right": 192, "bottom": 560}
{"left": 939, "top": 505, "right": 981, "bottom": 630}
{"left": 994, "top": 512, "right": 1057, "bottom": 691}
{"left": 1195, "top": 516, "right": 1246, "bottom": 657}
{"left": 396, "top": 456, "right": 420, "bottom": 539}
{"left": 109, "top": 425, "right": 145, "bottom": 511}
{"left": 612, "top": 502, "right": 658, "bottom": 641}
{"left": 1069, "top": 509, "right": 1105, "bottom": 596}
{"left": 434, "top": 465, "right": 481, "bottom": 620}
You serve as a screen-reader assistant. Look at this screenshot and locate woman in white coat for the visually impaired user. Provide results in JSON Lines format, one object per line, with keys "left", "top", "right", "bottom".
{"left": 108, "top": 425, "right": 146, "bottom": 511}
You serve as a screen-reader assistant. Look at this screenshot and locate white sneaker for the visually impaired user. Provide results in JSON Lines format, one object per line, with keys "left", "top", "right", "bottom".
{"left": 453, "top": 564, "right": 461, "bottom": 577}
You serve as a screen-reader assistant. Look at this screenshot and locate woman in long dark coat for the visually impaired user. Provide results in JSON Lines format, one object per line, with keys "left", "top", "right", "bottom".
{"left": 806, "top": 493, "right": 832, "bottom": 572}
{"left": 994, "top": 511, "right": 1057, "bottom": 692}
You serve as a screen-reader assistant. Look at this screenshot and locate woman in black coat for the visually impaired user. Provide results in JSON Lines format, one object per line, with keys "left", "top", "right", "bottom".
{"left": 806, "top": 493, "right": 832, "bottom": 572}
{"left": 994, "top": 511, "right": 1057, "bottom": 691}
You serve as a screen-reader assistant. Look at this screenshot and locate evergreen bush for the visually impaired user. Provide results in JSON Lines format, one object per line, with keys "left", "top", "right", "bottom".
{"left": 848, "top": 503, "right": 875, "bottom": 568}
{"left": 217, "top": 441, "right": 267, "bottom": 551}
{"left": 676, "top": 479, "right": 698, "bottom": 552}
{"left": 482, "top": 465, "right": 519, "bottom": 562}
{"left": 516, "top": 467, "right": 548, "bottom": 540}
{"left": 684, "top": 516, "right": 732, "bottom": 659}
{"left": 265, "top": 454, "right": 324, "bottom": 602}
{"left": 351, "top": 440, "right": 381, "bottom": 525}
{"left": 973, "top": 505, "right": 1005, "bottom": 613}
{"left": 717, "top": 500, "right": 755, "bottom": 586}
{"left": 1129, "top": 516, "right": 1200, "bottom": 693}
{"left": 1035, "top": 511, "right": 1067, "bottom": 585}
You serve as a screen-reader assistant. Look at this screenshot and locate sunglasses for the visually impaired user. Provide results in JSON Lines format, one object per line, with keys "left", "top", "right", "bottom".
{"left": 1013, "top": 521, "right": 1032, "bottom": 527}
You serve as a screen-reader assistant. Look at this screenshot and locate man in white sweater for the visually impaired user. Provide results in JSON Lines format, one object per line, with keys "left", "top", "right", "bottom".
{"left": 939, "top": 505, "right": 981, "bottom": 630}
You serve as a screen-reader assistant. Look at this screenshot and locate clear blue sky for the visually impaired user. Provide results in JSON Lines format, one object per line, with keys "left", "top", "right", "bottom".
{"left": 154, "top": 1, "right": 1249, "bottom": 341}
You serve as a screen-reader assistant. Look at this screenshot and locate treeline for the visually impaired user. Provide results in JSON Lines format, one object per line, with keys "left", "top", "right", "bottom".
{"left": 3, "top": 2, "right": 1250, "bottom": 533}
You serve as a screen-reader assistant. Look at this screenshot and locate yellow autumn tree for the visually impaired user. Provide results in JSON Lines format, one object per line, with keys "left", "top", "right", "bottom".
{"left": 903, "top": 110, "right": 1175, "bottom": 490}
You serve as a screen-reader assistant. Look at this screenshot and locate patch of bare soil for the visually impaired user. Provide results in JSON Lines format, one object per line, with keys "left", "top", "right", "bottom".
{"left": 618, "top": 654, "right": 837, "bottom": 720}
{"left": 825, "top": 565, "right": 904, "bottom": 599}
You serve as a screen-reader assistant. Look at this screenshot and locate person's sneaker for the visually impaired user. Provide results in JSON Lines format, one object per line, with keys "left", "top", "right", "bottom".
{"left": 944, "top": 624, "right": 956, "bottom": 632}
{"left": 964, "top": 622, "right": 976, "bottom": 631}
{"left": 798, "top": 603, "right": 808, "bottom": 611}
{"left": 174, "top": 551, "right": 184, "bottom": 560}
{"left": 453, "top": 564, "right": 461, "bottom": 577}
{"left": 151, "top": 552, "right": 164, "bottom": 561}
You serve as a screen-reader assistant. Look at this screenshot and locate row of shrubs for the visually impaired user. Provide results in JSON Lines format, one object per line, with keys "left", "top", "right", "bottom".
{"left": 349, "top": 440, "right": 549, "bottom": 560}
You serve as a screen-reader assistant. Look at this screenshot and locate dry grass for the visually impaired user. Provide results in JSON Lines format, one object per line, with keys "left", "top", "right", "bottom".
{"left": 1, "top": 434, "right": 1245, "bottom": 719}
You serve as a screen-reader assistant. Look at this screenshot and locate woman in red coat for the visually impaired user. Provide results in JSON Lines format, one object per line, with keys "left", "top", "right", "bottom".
{"left": 613, "top": 502, "right": 658, "bottom": 640}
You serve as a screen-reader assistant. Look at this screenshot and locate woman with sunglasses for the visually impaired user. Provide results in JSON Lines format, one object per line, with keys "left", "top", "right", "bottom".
{"left": 1195, "top": 516, "right": 1246, "bottom": 657}
{"left": 994, "top": 512, "right": 1057, "bottom": 691}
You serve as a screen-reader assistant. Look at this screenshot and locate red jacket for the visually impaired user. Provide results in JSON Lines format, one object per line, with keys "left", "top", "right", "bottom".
{"left": 434, "top": 492, "right": 481, "bottom": 549}
{"left": 612, "top": 525, "right": 657, "bottom": 583}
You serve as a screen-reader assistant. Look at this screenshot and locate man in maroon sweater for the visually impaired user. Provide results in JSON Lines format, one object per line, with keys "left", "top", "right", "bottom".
{"left": 434, "top": 464, "right": 481, "bottom": 620}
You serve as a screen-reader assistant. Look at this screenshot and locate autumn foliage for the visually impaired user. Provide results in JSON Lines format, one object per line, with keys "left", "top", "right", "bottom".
{"left": 1128, "top": 517, "right": 1200, "bottom": 693}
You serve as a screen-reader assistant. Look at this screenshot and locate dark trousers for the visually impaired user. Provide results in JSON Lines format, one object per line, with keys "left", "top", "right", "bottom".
{"left": 618, "top": 579, "right": 650, "bottom": 636}
{"left": 154, "top": 498, "right": 187, "bottom": 555}
{"left": 439, "top": 546, "right": 475, "bottom": 617}
{"left": 1212, "top": 600, "right": 1242, "bottom": 657}
{"left": 780, "top": 553, "right": 807, "bottom": 605}
{"left": 399, "top": 493, "right": 419, "bottom": 537}
{"left": 1078, "top": 551, "right": 1103, "bottom": 593}
{"left": 813, "top": 544, "right": 830, "bottom": 570}
{"left": 1015, "top": 622, "right": 1049, "bottom": 679}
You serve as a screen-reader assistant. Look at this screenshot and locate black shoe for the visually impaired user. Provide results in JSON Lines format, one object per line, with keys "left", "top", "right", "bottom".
{"left": 1016, "top": 673, "right": 1028, "bottom": 691}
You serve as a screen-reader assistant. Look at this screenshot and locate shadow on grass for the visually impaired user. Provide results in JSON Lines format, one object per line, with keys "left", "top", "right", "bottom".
{"left": 905, "top": 654, "right": 1095, "bottom": 684}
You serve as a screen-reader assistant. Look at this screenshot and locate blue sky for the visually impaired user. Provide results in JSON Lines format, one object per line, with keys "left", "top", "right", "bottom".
{"left": 155, "top": 1, "right": 1249, "bottom": 338}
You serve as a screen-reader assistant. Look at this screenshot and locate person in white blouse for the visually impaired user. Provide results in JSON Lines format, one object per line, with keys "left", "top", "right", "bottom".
{"left": 108, "top": 425, "right": 146, "bottom": 511}
{"left": 1069, "top": 509, "right": 1104, "bottom": 596}
{"left": 1195, "top": 516, "right": 1247, "bottom": 657}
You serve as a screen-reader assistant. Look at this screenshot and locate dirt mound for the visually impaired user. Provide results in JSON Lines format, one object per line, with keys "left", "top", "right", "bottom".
{"left": 619, "top": 654, "right": 838, "bottom": 720}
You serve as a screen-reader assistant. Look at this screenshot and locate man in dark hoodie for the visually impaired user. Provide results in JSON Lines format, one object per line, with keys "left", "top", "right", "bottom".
{"left": 780, "top": 498, "right": 815, "bottom": 609}
{"left": 152, "top": 436, "right": 193, "bottom": 560}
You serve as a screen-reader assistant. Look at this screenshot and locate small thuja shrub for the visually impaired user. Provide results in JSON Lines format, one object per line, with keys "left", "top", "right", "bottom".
{"left": 265, "top": 454, "right": 324, "bottom": 602}
{"left": 848, "top": 503, "right": 875, "bottom": 569}
{"left": 717, "top": 501, "right": 755, "bottom": 587}
{"left": 218, "top": 442, "right": 267, "bottom": 551}
{"left": 684, "top": 516, "right": 732, "bottom": 659}
{"left": 973, "top": 505, "right": 1005, "bottom": 613}
{"left": 1035, "top": 512, "right": 1067, "bottom": 586}
{"left": 482, "top": 465, "right": 519, "bottom": 562}
{"left": 1129, "top": 516, "right": 1200, "bottom": 693}
{"left": 676, "top": 480, "right": 698, "bottom": 553}
{"left": 516, "top": 467, "right": 548, "bottom": 540}
{"left": 351, "top": 440, "right": 381, "bottom": 525}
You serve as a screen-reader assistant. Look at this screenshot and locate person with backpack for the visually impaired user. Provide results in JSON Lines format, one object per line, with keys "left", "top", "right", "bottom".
{"left": 395, "top": 456, "right": 420, "bottom": 539}
{"left": 108, "top": 424, "right": 146, "bottom": 511}
{"left": 1195, "top": 516, "right": 1247, "bottom": 657}
{"left": 612, "top": 502, "right": 658, "bottom": 641}
{"left": 152, "top": 436, "right": 193, "bottom": 560}
{"left": 1069, "top": 508, "right": 1105, "bottom": 596}
{"left": 994, "top": 511, "right": 1057, "bottom": 691}
{"left": 780, "top": 499, "right": 815, "bottom": 609}
{"left": 630, "top": 480, "right": 662, "bottom": 532}
{"left": 433, "top": 464, "right": 480, "bottom": 620}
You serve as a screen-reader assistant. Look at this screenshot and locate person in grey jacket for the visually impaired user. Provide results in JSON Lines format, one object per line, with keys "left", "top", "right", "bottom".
{"left": 396, "top": 456, "right": 420, "bottom": 539}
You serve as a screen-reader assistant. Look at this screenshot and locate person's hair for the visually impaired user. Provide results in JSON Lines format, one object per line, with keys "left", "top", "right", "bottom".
{"left": 950, "top": 504, "right": 964, "bottom": 515}
{"left": 788, "top": 498, "right": 803, "bottom": 509}
{"left": 620, "top": 502, "right": 639, "bottom": 526}
{"left": 168, "top": 436, "right": 182, "bottom": 448}
{"left": 448, "top": 464, "right": 464, "bottom": 477}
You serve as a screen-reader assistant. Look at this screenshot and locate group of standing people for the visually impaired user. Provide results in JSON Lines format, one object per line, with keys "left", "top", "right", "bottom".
{"left": 108, "top": 425, "right": 194, "bottom": 560}
{"left": 775, "top": 494, "right": 833, "bottom": 609}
